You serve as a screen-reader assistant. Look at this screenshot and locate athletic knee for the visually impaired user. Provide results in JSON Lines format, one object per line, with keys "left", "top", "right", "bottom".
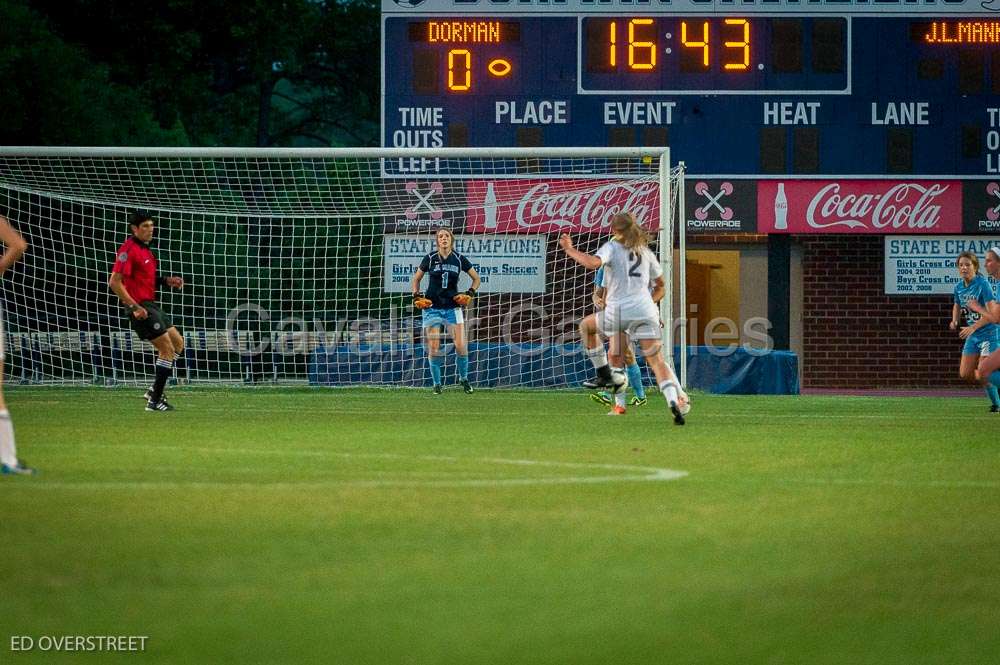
{"left": 640, "top": 342, "right": 662, "bottom": 358}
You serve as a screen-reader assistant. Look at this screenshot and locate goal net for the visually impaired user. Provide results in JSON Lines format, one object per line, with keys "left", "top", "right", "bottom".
{"left": 0, "top": 147, "right": 684, "bottom": 388}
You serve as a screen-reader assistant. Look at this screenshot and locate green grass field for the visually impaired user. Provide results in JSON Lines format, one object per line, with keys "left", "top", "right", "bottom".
{"left": 2, "top": 387, "right": 999, "bottom": 664}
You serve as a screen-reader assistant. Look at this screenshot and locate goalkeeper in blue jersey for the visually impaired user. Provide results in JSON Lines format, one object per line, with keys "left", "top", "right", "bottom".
{"left": 411, "top": 229, "right": 481, "bottom": 394}
{"left": 585, "top": 265, "right": 650, "bottom": 407}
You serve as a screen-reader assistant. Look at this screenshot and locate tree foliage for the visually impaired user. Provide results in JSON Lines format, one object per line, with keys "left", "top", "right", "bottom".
{"left": 0, "top": 0, "right": 380, "bottom": 146}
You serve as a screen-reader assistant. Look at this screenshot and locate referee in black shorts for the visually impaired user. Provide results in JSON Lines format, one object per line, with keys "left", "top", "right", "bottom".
{"left": 108, "top": 212, "right": 185, "bottom": 412}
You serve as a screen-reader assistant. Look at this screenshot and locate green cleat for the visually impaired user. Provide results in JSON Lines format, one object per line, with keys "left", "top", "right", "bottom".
{"left": 1, "top": 461, "right": 36, "bottom": 476}
{"left": 629, "top": 396, "right": 647, "bottom": 406}
{"left": 589, "top": 391, "right": 613, "bottom": 406}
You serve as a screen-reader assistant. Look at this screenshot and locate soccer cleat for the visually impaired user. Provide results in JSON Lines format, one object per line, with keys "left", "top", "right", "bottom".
{"left": 432, "top": 384, "right": 443, "bottom": 395}
{"left": 144, "top": 388, "right": 167, "bottom": 401}
{"left": 461, "top": 380, "right": 474, "bottom": 394}
{"left": 629, "top": 396, "right": 648, "bottom": 407}
{"left": 1, "top": 461, "right": 36, "bottom": 476}
{"left": 590, "top": 391, "right": 613, "bottom": 406}
{"left": 669, "top": 401, "right": 686, "bottom": 426}
{"left": 992, "top": 405, "right": 999, "bottom": 413}
{"left": 606, "top": 406, "right": 626, "bottom": 416}
{"left": 145, "top": 398, "right": 175, "bottom": 412}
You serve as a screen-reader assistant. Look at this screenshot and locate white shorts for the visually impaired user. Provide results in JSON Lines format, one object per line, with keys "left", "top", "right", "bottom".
{"left": 597, "top": 303, "right": 662, "bottom": 341}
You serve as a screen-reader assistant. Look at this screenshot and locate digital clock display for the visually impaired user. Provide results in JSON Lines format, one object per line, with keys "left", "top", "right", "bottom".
{"left": 581, "top": 17, "right": 848, "bottom": 93}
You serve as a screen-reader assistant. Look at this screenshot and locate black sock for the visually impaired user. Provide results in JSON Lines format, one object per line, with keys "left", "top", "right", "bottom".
{"left": 151, "top": 358, "right": 173, "bottom": 403}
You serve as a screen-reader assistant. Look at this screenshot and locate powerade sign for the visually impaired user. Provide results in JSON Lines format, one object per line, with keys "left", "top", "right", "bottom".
{"left": 383, "top": 234, "right": 547, "bottom": 293}
{"left": 382, "top": 179, "right": 466, "bottom": 233}
{"left": 684, "top": 179, "right": 757, "bottom": 233}
{"left": 963, "top": 180, "right": 1000, "bottom": 234}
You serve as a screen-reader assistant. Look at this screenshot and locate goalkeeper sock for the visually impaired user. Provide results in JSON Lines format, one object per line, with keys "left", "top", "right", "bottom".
{"left": 0, "top": 410, "right": 18, "bottom": 468}
{"left": 584, "top": 345, "right": 608, "bottom": 370}
{"left": 150, "top": 358, "right": 174, "bottom": 403}
{"left": 456, "top": 354, "right": 469, "bottom": 381}
{"left": 659, "top": 380, "right": 679, "bottom": 406}
{"left": 428, "top": 356, "right": 443, "bottom": 385}
{"left": 987, "top": 384, "right": 1000, "bottom": 408}
{"left": 990, "top": 371, "right": 1000, "bottom": 389}
{"left": 626, "top": 363, "right": 645, "bottom": 399}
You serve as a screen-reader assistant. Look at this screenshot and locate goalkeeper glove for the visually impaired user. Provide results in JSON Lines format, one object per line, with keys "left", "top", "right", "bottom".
{"left": 413, "top": 292, "right": 433, "bottom": 309}
{"left": 453, "top": 288, "right": 476, "bottom": 306}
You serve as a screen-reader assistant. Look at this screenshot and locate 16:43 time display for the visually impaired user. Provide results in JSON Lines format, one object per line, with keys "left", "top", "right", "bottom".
{"left": 585, "top": 17, "right": 753, "bottom": 75}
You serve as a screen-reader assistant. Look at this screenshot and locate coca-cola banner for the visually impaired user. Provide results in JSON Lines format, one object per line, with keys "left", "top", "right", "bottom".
{"left": 962, "top": 181, "right": 1000, "bottom": 234}
{"left": 685, "top": 179, "right": 757, "bottom": 234}
{"left": 465, "top": 179, "right": 659, "bottom": 234}
{"left": 757, "top": 181, "right": 963, "bottom": 234}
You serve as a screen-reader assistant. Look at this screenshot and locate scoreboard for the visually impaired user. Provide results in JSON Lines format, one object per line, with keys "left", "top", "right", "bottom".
{"left": 381, "top": 0, "right": 1000, "bottom": 179}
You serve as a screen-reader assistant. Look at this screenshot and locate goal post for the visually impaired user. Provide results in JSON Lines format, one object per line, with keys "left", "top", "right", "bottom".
{"left": 0, "top": 146, "right": 685, "bottom": 388}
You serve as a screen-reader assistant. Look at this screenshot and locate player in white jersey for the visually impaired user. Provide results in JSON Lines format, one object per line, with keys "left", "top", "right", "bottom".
{"left": 560, "top": 212, "right": 688, "bottom": 424}
{"left": 0, "top": 215, "right": 33, "bottom": 475}
{"left": 966, "top": 246, "right": 1000, "bottom": 399}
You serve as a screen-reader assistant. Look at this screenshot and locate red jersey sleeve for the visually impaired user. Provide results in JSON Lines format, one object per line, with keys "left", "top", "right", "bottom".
{"left": 112, "top": 241, "right": 134, "bottom": 276}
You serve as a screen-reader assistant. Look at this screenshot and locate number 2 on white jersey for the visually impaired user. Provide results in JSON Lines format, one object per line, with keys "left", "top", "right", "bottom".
{"left": 627, "top": 252, "right": 642, "bottom": 278}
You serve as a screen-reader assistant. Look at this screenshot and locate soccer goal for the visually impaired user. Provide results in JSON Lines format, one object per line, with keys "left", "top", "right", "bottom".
{"left": 0, "top": 147, "right": 686, "bottom": 388}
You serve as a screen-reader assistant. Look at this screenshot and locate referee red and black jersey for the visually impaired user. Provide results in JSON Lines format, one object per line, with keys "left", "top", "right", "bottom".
{"left": 112, "top": 237, "right": 158, "bottom": 303}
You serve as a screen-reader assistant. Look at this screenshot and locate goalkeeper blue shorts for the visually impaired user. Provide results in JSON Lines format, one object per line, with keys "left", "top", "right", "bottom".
{"left": 422, "top": 307, "right": 464, "bottom": 329}
{"left": 963, "top": 328, "right": 1000, "bottom": 357}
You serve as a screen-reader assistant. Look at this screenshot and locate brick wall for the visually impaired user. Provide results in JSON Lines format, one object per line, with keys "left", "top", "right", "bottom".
{"left": 800, "top": 235, "right": 963, "bottom": 389}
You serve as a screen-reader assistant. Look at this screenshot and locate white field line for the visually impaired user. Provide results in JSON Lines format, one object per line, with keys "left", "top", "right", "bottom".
{"left": 20, "top": 402, "right": 986, "bottom": 420}
{"left": 12, "top": 443, "right": 688, "bottom": 489}
{"left": 11, "top": 444, "right": 999, "bottom": 491}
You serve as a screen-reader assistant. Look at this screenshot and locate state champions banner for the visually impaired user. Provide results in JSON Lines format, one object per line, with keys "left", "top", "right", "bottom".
{"left": 885, "top": 235, "right": 999, "bottom": 295}
{"left": 757, "top": 180, "right": 963, "bottom": 234}
{"left": 464, "top": 179, "right": 659, "bottom": 234}
{"left": 383, "top": 234, "right": 547, "bottom": 294}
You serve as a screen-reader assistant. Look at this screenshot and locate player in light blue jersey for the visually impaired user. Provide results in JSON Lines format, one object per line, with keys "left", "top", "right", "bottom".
{"left": 587, "top": 265, "right": 649, "bottom": 407}
{"left": 965, "top": 247, "right": 1000, "bottom": 402}
{"left": 950, "top": 251, "right": 1000, "bottom": 413}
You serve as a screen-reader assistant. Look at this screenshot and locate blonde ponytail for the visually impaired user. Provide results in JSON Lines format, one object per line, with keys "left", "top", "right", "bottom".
{"left": 610, "top": 212, "right": 650, "bottom": 251}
